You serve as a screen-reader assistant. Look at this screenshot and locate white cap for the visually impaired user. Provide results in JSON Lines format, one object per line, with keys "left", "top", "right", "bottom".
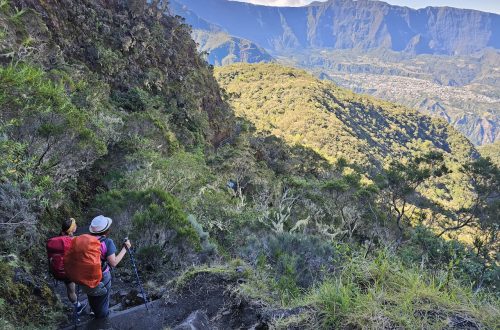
{"left": 89, "top": 215, "right": 113, "bottom": 234}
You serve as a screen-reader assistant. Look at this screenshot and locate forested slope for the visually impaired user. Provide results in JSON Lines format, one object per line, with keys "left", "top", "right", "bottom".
{"left": 215, "top": 63, "right": 477, "bottom": 166}
{"left": 215, "top": 63, "right": 488, "bottom": 215}
{"left": 0, "top": 1, "right": 498, "bottom": 329}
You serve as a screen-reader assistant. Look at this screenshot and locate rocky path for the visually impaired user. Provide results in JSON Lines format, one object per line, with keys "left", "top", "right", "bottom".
{"left": 58, "top": 270, "right": 304, "bottom": 330}
{"left": 62, "top": 300, "right": 165, "bottom": 330}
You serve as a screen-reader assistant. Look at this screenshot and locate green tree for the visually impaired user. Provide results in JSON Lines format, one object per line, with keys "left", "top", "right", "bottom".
{"left": 438, "top": 157, "right": 499, "bottom": 238}
{"left": 377, "top": 151, "right": 448, "bottom": 242}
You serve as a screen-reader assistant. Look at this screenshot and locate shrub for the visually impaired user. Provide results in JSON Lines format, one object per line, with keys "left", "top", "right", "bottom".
{"left": 0, "top": 63, "right": 118, "bottom": 232}
{"left": 241, "top": 233, "right": 340, "bottom": 290}
{"left": 186, "top": 184, "right": 264, "bottom": 250}
{"left": 118, "top": 149, "right": 211, "bottom": 201}
{"left": 400, "top": 226, "right": 499, "bottom": 291}
{"left": 92, "top": 189, "right": 201, "bottom": 271}
{"left": 187, "top": 214, "right": 217, "bottom": 256}
{"left": 0, "top": 183, "right": 40, "bottom": 255}
{"left": 0, "top": 259, "right": 63, "bottom": 327}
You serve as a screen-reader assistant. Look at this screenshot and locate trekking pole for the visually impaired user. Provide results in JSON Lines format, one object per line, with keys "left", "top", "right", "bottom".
{"left": 123, "top": 238, "right": 149, "bottom": 311}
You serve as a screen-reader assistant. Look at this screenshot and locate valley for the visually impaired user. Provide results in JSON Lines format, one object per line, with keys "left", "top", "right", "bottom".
{"left": 0, "top": 1, "right": 498, "bottom": 329}
{"left": 172, "top": 0, "right": 500, "bottom": 145}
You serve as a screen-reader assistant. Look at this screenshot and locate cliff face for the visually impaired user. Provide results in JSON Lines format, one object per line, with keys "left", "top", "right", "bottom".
{"left": 192, "top": 30, "right": 274, "bottom": 65}
{"left": 173, "top": 0, "right": 499, "bottom": 55}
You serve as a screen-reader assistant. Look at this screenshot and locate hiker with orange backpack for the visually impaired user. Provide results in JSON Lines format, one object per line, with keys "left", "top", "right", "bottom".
{"left": 64, "top": 215, "right": 131, "bottom": 318}
{"left": 46, "top": 218, "right": 88, "bottom": 315}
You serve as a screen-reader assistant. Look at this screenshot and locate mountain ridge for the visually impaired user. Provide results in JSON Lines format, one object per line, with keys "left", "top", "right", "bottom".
{"left": 193, "top": 29, "right": 274, "bottom": 65}
{"left": 174, "top": 0, "right": 500, "bottom": 55}
{"left": 171, "top": 0, "right": 274, "bottom": 65}
{"left": 172, "top": 0, "right": 500, "bottom": 145}
{"left": 1, "top": 1, "right": 498, "bottom": 329}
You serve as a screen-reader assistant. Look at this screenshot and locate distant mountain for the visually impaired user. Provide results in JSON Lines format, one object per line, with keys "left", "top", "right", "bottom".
{"left": 173, "top": 0, "right": 500, "bottom": 55}
{"left": 171, "top": 0, "right": 500, "bottom": 145}
{"left": 192, "top": 30, "right": 274, "bottom": 65}
{"left": 171, "top": 0, "right": 273, "bottom": 65}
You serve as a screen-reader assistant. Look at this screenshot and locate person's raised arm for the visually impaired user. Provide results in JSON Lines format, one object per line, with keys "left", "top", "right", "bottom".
{"left": 107, "top": 239, "right": 131, "bottom": 268}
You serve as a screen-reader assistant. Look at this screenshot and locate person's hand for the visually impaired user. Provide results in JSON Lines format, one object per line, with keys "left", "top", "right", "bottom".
{"left": 123, "top": 239, "right": 132, "bottom": 249}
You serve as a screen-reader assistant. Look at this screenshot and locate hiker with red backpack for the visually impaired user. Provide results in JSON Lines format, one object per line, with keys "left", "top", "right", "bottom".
{"left": 46, "top": 218, "right": 88, "bottom": 315}
{"left": 64, "top": 215, "right": 131, "bottom": 318}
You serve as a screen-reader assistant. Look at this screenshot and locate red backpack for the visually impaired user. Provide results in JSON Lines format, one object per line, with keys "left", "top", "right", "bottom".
{"left": 46, "top": 236, "right": 73, "bottom": 280}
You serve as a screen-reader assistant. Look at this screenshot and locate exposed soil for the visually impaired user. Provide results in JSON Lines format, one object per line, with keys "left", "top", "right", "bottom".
{"left": 59, "top": 270, "right": 306, "bottom": 329}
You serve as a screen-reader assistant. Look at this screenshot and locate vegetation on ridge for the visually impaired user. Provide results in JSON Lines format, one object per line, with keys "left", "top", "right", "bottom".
{"left": 214, "top": 64, "right": 484, "bottom": 214}
{"left": 0, "top": 0, "right": 498, "bottom": 329}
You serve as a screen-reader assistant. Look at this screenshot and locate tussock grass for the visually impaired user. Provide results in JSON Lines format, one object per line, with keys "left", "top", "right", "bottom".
{"left": 303, "top": 251, "right": 499, "bottom": 329}
{"left": 235, "top": 244, "right": 498, "bottom": 329}
{"left": 269, "top": 312, "right": 317, "bottom": 329}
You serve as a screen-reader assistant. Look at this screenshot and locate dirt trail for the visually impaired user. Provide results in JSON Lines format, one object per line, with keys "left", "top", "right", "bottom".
{"left": 62, "top": 300, "right": 164, "bottom": 330}
{"left": 59, "top": 271, "right": 302, "bottom": 330}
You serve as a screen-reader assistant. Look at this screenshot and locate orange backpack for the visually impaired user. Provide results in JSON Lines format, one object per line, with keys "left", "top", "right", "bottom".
{"left": 63, "top": 234, "right": 106, "bottom": 288}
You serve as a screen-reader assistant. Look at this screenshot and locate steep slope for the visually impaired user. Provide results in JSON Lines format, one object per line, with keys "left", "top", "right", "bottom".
{"left": 192, "top": 29, "right": 274, "bottom": 65}
{"left": 215, "top": 63, "right": 477, "bottom": 168}
{"left": 293, "top": 49, "right": 500, "bottom": 145}
{"left": 0, "top": 0, "right": 234, "bottom": 325}
{"left": 2, "top": 0, "right": 234, "bottom": 146}
{"left": 174, "top": 0, "right": 500, "bottom": 55}
{"left": 170, "top": 0, "right": 273, "bottom": 65}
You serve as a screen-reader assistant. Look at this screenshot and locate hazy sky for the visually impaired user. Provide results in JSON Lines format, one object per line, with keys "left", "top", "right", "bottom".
{"left": 232, "top": 0, "right": 500, "bottom": 14}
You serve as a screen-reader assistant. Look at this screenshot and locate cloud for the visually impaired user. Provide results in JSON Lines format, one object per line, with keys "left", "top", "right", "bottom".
{"left": 233, "top": 0, "right": 316, "bottom": 6}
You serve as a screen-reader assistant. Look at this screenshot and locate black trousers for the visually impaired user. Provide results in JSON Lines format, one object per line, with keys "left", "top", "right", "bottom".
{"left": 87, "top": 271, "right": 112, "bottom": 318}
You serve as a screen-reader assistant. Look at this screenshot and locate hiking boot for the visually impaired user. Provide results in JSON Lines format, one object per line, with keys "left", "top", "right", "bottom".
{"left": 76, "top": 300, "right": 88, "bottom": 315}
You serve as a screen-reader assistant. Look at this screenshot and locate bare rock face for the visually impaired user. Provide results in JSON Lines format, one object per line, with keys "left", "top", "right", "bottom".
{"left": 173, "top": 310, "right": 211, "bottom": 330}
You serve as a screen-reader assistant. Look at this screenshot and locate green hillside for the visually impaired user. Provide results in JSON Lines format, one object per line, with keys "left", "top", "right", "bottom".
{"left": 215, "top": 63, "right": 477, "bottom": 166}
{"left": 214, "top": 64, "right": 485, "bottom": 214}
{"left": 0, "top": 1, "right": 498, "bottom": 329}
{"left": 277, "top": 49, "right": 500, "bottom": 146}
{"left": 479, "top": 141, "right": 500, "bottom": 167}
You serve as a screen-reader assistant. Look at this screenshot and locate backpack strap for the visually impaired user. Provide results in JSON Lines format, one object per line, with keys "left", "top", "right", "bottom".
{"left": 98, "top": 236, "right": 109, "bottom": 273}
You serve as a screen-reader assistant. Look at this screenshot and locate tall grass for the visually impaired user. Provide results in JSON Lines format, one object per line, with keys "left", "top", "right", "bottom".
{"left": 303, "top": 251, "right": 499, "bottom": 329}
